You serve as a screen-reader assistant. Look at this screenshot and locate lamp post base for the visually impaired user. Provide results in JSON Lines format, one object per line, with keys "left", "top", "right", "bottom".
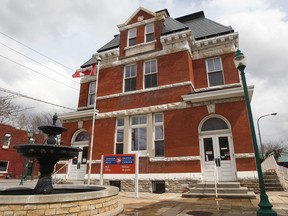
{"left": 257, "top": 194, "right": 277, "bottom": 216}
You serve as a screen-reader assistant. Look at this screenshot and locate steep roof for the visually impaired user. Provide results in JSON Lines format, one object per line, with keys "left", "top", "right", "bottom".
{"left": 81, "top": 9, "right": 234, "bottom": 68}
{"left": 176, "top": 11, "right": 234, "bottom": 40}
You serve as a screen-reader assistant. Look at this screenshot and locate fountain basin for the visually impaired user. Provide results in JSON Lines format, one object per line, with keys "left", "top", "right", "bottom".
{"left": 14, "top": 144, "right": 80, "bottom": 161}
{"left": 0, "top": 185, "right": 123, "bottom": 215}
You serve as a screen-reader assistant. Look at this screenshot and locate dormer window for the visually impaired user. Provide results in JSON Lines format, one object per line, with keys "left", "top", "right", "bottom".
{"left": 128, "top": 28, "right": 137, "bottom": 47}
{"left": 145, "top": 23, "right": 154, "bottom": 42}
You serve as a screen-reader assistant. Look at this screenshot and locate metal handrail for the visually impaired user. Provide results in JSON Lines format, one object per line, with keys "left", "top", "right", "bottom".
{"left": 52, "top": 162, "right": 69, "bottom": 184}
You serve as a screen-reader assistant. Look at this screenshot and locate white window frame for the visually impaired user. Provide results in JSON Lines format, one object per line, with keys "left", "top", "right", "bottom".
{"left": 144, "top": 59, "right": 158, "bottom": 88}
{"left": 130, "top": 115, "right": 147, "bottom": 154}
{"left": 128, "top": 28, "right": 137, "bottom": 47}
{"left": 0, "top": 160, "right": 9, "bottom": 173}
{"left": 145, "top": 23, "right": 154, "bottom": 43}
{"left": 124, "top": 64, "right": 137, "bottom": 92}
{"left": 2, "top": 134, "right": 11, "bottom": 149}
{"left": 87, "top": 81, "right": 96, "bottom": 106}
{"left": 153, "top": 113, "right": 164, "bottom": 157}
{"left": 115, "top": 118, "right": 124, "bottom": 154}
{"left": 205, "top": 57, "right": 225, "bottom": 87}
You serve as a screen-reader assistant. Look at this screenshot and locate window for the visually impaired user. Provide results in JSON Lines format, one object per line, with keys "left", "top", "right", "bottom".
{"left": 145, "top": 23, "right": 154, "bottom": 42}
{"left": 206, "top": 57, "right": 224, "bottom": 86}
{"left": 2, "top": 134, "right": 11, "bottom": 149}
{"left": 154, "top": 113, "right": 164, "bottom": 157}
{"left": 0, "top": 161, "right": 8, "bottom": 172}
{"left": 144, "top": 60, "right": 157, "bottom": 88}
{"left": 124, "top": 64, "right": 137, "bottom": 92}
{"left": 115, "top": 118, "right": 124, "bottom": 154}
{"left": 201, "top": 117, "right": 228, "bottom": 131}
{"left": 75, "top": 131, "right": 89, "bottom": 142}
{"left": 128, "top": 28, "right": 136, "bottom": 47}
{"left": 88, "top": 81, "right": 96, "bottom": 106}
{"left": 131, "top": 116, "right": 147, "bottom": 152}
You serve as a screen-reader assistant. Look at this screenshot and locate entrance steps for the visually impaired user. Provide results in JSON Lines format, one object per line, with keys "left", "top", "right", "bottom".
{"left": 182, "top": 182, "right": 256, "bottom": 199}
{"left": 263, "top": 171, "right": 284, "bottom": 191}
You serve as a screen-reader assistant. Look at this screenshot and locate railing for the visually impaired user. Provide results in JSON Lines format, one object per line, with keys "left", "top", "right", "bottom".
{"left": 52, "top": 162, "right": 69, "bottom": 184}
{"left": 261, "top": 153, "right": 288, "bottom": 190}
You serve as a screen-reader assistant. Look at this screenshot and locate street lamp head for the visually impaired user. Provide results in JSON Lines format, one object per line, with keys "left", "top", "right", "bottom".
{"left": 233, "top": 49, "right": 246, "bottom": 70}
{"left": 271, "top": 112, "right": 277, "bottom": 116}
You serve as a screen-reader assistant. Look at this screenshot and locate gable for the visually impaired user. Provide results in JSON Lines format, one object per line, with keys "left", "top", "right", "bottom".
{"left": 119, "top": 7, "right": 156, "bottom": 27}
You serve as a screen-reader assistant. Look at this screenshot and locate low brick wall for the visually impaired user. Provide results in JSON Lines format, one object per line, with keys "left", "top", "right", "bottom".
{"left": 0, "top": 185, "right": 122, "bottom": 216}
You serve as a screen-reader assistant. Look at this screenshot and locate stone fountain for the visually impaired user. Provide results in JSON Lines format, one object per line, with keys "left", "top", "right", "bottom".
{"left": 14, "top": 114, "right": 80, "bottom": 194}
{"left": 0, "top": 114, "right": 123, "bottom": 215}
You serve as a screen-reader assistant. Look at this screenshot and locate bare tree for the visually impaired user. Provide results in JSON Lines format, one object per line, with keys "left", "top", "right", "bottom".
{"left": 0, "top": 93, "right": 20, "bottom": 124}
{"left": 263, "top": 140, "right": 288, "bottom": 161}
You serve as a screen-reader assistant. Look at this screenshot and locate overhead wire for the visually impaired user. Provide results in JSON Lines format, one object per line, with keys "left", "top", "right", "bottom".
{"left": 0, "top": 87, "right": 76, "bottom": 111}
{"left": 0, "top": 53, "right": 79, "bottom": 91}
{"left": 0, "top": 31, "right": 74, "bottom": 71}
{"left": 0, "top": 41, "right": 79, "bottom": 84}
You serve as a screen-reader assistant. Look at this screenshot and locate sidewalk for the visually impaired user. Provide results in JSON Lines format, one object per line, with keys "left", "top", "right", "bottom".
{"left": 118, "top": 191, "right": 288, "bottom": 216}
{"left": 1, "top": 180, "right": 287, "bottom": 215}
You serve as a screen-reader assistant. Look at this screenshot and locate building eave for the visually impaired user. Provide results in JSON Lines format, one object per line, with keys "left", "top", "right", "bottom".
{"left": 182, "top": 85, "right": 254, "bottom": 104}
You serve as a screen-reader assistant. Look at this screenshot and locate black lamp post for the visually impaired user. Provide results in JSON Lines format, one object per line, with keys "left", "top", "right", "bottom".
{"left": 233, "top": 49, "right": 277, "bottom": 216}
{"left": 257, "top": 113, "right": 277, "bottom": 159}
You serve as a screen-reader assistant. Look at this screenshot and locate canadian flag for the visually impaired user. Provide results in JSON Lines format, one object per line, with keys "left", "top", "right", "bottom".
{"left": 72, "top": 63, "right": 96, "bottom": 78}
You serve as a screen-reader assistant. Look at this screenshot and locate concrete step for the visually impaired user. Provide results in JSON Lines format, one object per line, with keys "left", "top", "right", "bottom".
{"left": 189, "top": 187, "right": 249, "bottom": 194}
{"left": 182, "top": 191, "right": 256, "bottom": 199}
{"left": 265, "top": 186, "right": 284, "bottom": 191}
{"left": 195, "top": 182, "right": 241, "bottom": 189}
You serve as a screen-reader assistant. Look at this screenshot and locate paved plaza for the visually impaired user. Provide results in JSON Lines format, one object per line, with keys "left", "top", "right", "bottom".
{"left": 1, "top": 180, "right": 287, "bottom": 215}
{"left": 118, "top": 191, "right": 288, "bottom": 216}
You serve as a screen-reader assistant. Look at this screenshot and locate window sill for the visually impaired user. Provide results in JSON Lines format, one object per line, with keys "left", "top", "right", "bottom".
{"left": 124, "top": 40, "right": 156, "bottom": 57}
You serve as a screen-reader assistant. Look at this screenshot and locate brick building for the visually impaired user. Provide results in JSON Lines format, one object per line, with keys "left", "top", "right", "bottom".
{"left": 0, "top": 124, "right": 43, "bottom": 179}
{"left": 59, "top": 7, "right": 257, "bottom": 192}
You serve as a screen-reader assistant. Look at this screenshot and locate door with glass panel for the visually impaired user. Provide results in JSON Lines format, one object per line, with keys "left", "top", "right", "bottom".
{"left": 69, "top": 130, "right": 89, "bottom": 180}
{"left": 201, "top": 134, "right": 236, "bottom": 181}
{"left": 69, "top": 146, "right": 88, "bottom": 180}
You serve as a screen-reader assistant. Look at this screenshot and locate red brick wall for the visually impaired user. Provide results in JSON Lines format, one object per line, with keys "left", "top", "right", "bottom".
{"left": 127, "top": 10, "right": 154, "bottom": 25}
{"left": 193, "top": 53, "right": 240, "bottom": 89}
{"left": 0, "top": 124, "right": 42, "bottom": 178}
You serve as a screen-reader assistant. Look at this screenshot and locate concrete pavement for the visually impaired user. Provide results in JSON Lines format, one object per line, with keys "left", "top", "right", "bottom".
{"left": 118, "top": 191, "right": 288, "bottom": 216}
{"left": 1, "top": 180, "right": 287, "bottom": 215}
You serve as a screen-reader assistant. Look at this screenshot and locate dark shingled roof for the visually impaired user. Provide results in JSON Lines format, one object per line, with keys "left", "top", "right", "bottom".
{"left": 81, "top": 10, "right": 234, "bottom": 68}
{"left": 97, "top": 34, "right": 120, "bottom": 53}
{"left": 176, "top": 11, "right": 234, "bottom": 40}
{"left": 162, "top": 16, "right": 189, "bottom": 35}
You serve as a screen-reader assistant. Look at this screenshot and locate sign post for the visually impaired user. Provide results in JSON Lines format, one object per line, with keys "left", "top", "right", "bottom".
{"left": 100, "top": 154, "right": 138, "bottom": 197}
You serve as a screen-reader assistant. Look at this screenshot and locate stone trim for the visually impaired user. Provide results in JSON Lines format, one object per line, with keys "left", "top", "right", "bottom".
{"left": 234, "top": 153, "right": 255, "bottom": 158}
{"left": 150, "top": 156, "right": 201, "bottom": 162}
{"left": 96, "top": 81, "right": 193, "bottom": 100}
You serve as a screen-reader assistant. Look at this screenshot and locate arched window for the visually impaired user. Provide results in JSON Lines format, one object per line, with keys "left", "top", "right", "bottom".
{"left": 74, "top": 131, "right": 89, "bottom": 142}
{"left": 201, "top": 117, "right": 229, "bottom": 131}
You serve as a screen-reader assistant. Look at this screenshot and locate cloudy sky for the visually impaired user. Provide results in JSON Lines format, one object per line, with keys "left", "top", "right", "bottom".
{"left": 0, "top": 0, "right": 287, "bottom": 143}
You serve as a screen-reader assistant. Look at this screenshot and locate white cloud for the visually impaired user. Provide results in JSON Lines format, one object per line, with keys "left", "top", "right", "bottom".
{"left": 0, "top": 0, "right": 287, "bottom": 142}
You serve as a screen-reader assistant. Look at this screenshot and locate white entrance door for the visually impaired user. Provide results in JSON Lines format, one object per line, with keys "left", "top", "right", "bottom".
{"left": 201, "top": 134, "right": 236, "bottom": 182}
{"left": 68, "top": 146, "right": 88, "bottom": 180}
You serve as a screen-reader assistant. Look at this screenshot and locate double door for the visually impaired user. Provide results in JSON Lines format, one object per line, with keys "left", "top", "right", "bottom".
{"left": 201, "top": 134, "right": 236, "bottom": 181}
{"left": 68, "top": 146, "right": 88, "bottom": 180}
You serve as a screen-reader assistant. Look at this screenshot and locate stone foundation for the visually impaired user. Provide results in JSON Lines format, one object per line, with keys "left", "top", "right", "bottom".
{"left": 90, "top": 179, "right": 199, "bottom": 193}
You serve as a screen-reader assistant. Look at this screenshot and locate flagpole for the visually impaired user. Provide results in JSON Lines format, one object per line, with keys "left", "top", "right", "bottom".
{"left": 87, "top": 57, "right": 101, "bottom": 185}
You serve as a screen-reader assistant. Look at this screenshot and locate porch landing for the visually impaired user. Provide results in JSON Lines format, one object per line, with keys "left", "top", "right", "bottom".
{"left": 182, "top": 181, "right": 256, "bottom": 199}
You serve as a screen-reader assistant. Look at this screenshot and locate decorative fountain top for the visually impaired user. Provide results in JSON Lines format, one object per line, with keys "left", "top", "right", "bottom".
{"left": 14, "top": 113, "right": 81, "bottom": 194}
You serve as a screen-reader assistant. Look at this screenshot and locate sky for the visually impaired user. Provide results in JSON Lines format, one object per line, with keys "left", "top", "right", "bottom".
{"left": 0, "top": 0, "right": 287, "bottom": 144}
